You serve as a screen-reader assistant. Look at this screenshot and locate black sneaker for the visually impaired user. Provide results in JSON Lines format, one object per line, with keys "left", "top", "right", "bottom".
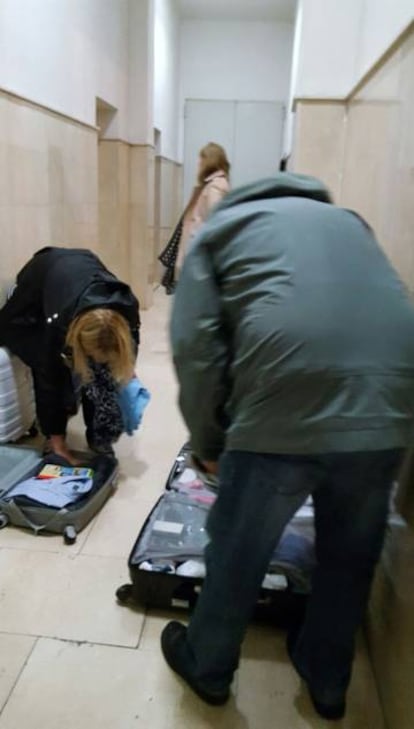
{"left": 161, "top": 621, "right": 230, "bottom": 706}
{"left": 287, "top": 626, "right": 346, "bottom": 721}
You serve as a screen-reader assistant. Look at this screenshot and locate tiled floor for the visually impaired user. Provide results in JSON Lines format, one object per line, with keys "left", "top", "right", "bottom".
{"left": 0, "top": 292, "right": 385, "bottom": 728}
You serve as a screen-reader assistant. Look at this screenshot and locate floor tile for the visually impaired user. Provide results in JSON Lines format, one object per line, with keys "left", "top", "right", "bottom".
{"left": 237, "top": 629, "right": 310, "bottom": 728}
{"left": 0, "top": 519, "right": 95, "bottom": 555}
{"left": 0, "top": 637, "right": 243, "bottom": 729}
{"left": 171, "top": 695, "right": 248, "bottom": 729}
{"left": 237, "top": 627, "right": 384, "bottom": 728}
{"left": 0, "top": 634, "right": 36, "bottom": 711}
{"left": 344, "top": 638, "right": 386, "bottom": 729}
{"left": 139, "top": 609, "right": 188, "bottom": 651}
{"left": 0, "top": 549, "right": 143, "bottom": 646}
{"left": 0, "top": 638, "right": 179, "bottom": 729}
{"left": 80, "top": 497, "right": 156, "bottom": 558}
{"left": 114, "top": 471, "right": 163, "bottom": 501}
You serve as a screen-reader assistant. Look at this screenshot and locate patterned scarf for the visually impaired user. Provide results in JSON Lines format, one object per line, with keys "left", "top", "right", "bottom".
{"left": 83, "top": 363, "right": 124, "bottom": 447}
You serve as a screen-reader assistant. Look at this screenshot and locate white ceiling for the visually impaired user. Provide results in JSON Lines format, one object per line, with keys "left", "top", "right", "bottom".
{"left": 177, "top": 0, "right": 297, "bottom": 23}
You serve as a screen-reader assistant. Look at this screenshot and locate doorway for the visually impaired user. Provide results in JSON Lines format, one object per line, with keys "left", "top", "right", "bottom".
{"left": 183, "top": 100, "right": 285, "bottom": 202}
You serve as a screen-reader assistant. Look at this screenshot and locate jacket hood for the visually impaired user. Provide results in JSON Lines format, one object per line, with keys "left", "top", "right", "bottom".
{"left": 214, "top": 173, "right": 332, "bottom": 213}
{"left": 68, "top": 277, "right": 139, "bottom": 334}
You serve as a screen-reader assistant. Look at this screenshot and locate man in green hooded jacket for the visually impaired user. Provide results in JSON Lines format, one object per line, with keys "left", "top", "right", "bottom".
{"left": 161, "top": 174, "right": 414, "bottom": 720}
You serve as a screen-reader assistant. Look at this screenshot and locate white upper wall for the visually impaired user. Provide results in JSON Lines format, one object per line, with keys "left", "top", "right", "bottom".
{"left": 177, "top": 0, "right": 296, "bottom": 23}
{"left": 293, "top": 0, "right": 414, "bottom": 99}
{"left": 153, "top": 0, "right": 180, "bottom": 159}
{"left": 128, "top": 0, "right": 154, "bottom": 145}
{"left": 0, "top": 0, "right": 154, "bottom": 143}
{"left": 294, "top": 0, "right": 363, "bottom": 98}
{"left": 0, "top": 0, "right": 129, "bottom": 135}
{"left": 357, "top": 0, "right": 414, "bottom": 79}
{"left": 180, "top": 19, "right": 294, "bottom": 103}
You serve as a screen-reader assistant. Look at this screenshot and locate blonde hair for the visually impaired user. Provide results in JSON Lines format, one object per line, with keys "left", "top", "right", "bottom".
{"left": 66, "top": 308, "right": 135, "bottom": 384}
{"left": 198, "top": 142, "right": 230, "bottom": 184}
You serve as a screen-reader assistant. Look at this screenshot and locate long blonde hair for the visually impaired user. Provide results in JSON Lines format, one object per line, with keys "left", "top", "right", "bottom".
{"left": 66, "top": 308, "right": 135, "bottom": 384}
{"left": 198, "top": 142, "right": 230, "bottom": 184}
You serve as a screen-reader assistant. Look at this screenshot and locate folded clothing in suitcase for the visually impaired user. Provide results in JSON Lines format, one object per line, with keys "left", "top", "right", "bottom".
{"left": 0, "top": 445, "right": 118, "bottom": 544}
{"left": 117, "top": 446, "right": 314, "bottom": 625}
{"left": 0, "top": 348, "right": 36, "bottom": 443}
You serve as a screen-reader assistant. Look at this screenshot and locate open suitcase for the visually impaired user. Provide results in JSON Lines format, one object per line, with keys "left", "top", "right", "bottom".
{"left": 0, "top": 445, "right": 119, "bottom": 544}
{"left": 0, "top": 348, "right": 36, "bottom": 443}
{"left": 116, "top": 445, "right": 314, "bottom": 626}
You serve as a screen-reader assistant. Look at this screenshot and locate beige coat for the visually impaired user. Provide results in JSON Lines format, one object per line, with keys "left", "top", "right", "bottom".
{"left": 176, "top": 171, "right": 230, "bottom": 270}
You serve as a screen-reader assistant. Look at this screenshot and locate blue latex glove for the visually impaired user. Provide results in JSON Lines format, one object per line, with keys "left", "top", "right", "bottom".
{"left": 117, "top": 378, "right": 151, "bottom": 436}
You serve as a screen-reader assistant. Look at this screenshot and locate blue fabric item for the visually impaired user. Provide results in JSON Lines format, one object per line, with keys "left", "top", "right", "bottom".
{"left": 118, "top": 377, "right": 151, "bottom": 436}
{"left": 6, "top": 476, "right": 93, "bottom": 508}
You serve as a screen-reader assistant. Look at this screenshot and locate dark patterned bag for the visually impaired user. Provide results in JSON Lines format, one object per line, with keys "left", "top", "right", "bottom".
{"left": 158, "top": 218, "right": 183, "bottom": 295}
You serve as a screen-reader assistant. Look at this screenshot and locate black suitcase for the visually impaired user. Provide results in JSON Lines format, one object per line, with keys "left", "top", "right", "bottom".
{"left": 116, "top": 445, "right": 314, "bottom": 626}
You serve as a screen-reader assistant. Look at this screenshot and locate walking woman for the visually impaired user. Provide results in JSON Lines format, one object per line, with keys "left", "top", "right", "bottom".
{"left": 159, "top": 142, "right": 230, "bottom": 293}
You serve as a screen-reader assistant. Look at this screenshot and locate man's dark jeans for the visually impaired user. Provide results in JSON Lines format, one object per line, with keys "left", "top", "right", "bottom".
{"left": 184, "top": 449, "right": 403, "bottom": 700}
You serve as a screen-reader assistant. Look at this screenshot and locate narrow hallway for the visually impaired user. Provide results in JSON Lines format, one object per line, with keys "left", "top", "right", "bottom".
{"left": 0, "top": 1, "right": 413, "bottom": 726}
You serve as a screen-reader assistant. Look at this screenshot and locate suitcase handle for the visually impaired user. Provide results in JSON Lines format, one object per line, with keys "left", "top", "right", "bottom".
{"left": 5, "top": 499, "right": 68, "bottom": 534}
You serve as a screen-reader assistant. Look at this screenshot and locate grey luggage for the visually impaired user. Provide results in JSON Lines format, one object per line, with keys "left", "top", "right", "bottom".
{"left": 0, "top": 348, "right": 36, "bottom": 443}
{"left": 0, "top": 279, "right": 36, "bottom": 443}
{"left": 0, "top": 445, "right": 118, "bottom": 544}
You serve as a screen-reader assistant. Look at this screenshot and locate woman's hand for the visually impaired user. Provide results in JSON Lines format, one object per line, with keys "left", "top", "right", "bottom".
{"left": 48, "top": 435, "right": 81, "bottom": 466}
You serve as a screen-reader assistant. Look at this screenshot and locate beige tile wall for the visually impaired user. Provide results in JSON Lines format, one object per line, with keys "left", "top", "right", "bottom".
{"left": 153, "top": 157, "right": 183, "bottom": 285}
{"left": 0, "top": 91, "right": 98, "bottom": 280}
{"left": 98, "top": 140, "right": 130, "bottom": 283}
{"left": 340, "top": 100, "right": 400, "bottom": 245}
{"left": 129, "top": 144, "right": 155, "bottom": 309}
{"left": 340, "top": 33, "right": 414, "bottom": 665}
{"left": 292, "top": 34, "right": 414, "bottom": 293}
{"left": 341, "top": 37, "right": 414, "bottom": 290}
{"left": 366, "top": 521, "right": 414, "bottom": 729}
{"left": 0, "top": 89, "right": 183, "bottom": 309}
{"left": 292, "top": 27, "right": 414, "bottom": 729}
{"left": 292, "top": 101, "right": 346, "bottom": 202}
{"left": 98, "top": 140, "right": 153, "bottom": 304}
{"left": 152, "top": 155, "right": 161, "bottom": 284}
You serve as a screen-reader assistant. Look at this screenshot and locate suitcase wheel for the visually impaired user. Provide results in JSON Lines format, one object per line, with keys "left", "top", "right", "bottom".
{"left": 0, "top": 513, "right": 9, "bottom": 529}
{"left": 116, "top": 583, "right": 133, "bottom": 605}
{"left": 63, "top": 525, "right": 77, "bottom": 545}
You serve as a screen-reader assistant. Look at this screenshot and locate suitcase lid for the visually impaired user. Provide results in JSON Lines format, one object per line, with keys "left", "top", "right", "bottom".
{"left": 0, "top": 445, "right": 43, "bottom": 496}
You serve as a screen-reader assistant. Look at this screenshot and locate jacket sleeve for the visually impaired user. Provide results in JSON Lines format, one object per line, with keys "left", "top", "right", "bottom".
{"left": 170, "top": 237, "right": 230, "bottom": 461}
{"left": 31, "top": 329, "right": 76, "bottom": 437}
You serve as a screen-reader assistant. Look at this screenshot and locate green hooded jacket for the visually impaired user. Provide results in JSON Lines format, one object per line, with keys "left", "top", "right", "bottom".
{"left": 171, "top": 174, "right": 414, "bottom": 460}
